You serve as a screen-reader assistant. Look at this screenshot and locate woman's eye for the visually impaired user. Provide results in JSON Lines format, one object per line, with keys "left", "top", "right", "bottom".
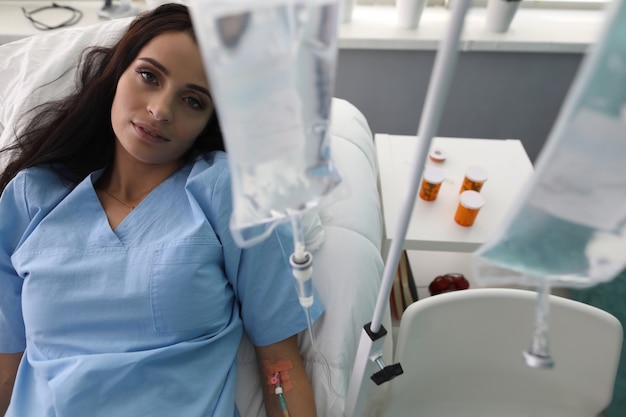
{"left": 138, "top": 70, "right": 158, "bottom": 84}
{"left": 184, "top": 96, "right": 203, "bottom": 110}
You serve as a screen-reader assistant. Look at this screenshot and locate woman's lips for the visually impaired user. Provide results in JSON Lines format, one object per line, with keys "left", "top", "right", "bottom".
{"left": 132, "top": 122, "right": 170, "bottom": 143}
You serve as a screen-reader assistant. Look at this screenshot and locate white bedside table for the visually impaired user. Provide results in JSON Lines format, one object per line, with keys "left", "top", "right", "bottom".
{"left": 376, "top": 134, "right": 534, "bottom": 254}
{"left": 376, "top": 134, "right": 535, "bottom": 298}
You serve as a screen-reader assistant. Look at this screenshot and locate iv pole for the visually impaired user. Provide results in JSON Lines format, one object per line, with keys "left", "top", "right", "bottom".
{"left": 344, "top": 0, "right": 471, "bottom": 415}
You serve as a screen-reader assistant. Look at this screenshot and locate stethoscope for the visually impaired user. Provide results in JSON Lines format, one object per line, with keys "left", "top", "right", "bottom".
{"left": 21, "top": 2, "right": 83, "bottom": 31}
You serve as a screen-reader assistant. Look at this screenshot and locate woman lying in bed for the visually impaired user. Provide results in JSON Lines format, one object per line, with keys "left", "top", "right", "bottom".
{"left": 0, "top": 4, "right": 322, "bottom": 416}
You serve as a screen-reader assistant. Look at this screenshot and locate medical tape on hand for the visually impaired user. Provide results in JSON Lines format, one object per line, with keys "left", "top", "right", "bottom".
{"left": 263, "top": 359, "right": 294, "bottom": 393}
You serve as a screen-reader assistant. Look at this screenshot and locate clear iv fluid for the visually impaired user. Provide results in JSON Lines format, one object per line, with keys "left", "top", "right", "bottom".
{"left": 477, "top": 204, "right": 619, "bottom": 287}
{"left": 472, "top": 206, "right": 593, "bottom": 285}
{"left": 193, "top": 2, "right": 342, "bottom": 234}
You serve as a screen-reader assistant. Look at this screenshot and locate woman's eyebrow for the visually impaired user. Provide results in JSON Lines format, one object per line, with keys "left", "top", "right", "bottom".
{"left": 187, "top": 84, "right": 212, "bottom": 99}
{"left": 138, "top": 57, "right": 212, "bottom": 99}
{"left": 138, "top": 57, "right": 169, "bottom": 75}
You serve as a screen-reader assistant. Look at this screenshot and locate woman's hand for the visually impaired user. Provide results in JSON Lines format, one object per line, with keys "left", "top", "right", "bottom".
{"left": 0, "top": 352, "right": 23, "bottom": 415}
{"left": 255, "top": 335, "right": 316, "bottom": 417}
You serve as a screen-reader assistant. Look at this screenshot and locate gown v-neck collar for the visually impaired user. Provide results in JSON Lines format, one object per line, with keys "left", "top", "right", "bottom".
{"left": 83, "top": 164, "right": 191, "bottom": 246}
{"left": 85, "top": 168, "right": 177, "bottom": 245}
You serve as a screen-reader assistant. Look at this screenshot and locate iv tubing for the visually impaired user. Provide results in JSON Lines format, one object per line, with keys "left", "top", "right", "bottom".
{"left": 289, "top": 213, "right": 308, "bottom": 264}
{"left": 523, "top": 278, "right": 555, "bottom": 368}
{"left": 289, "top": 213, "right": 341, "bottom": 396}
{"left": 369, "top": 0, "right": 470, "bottom": 333}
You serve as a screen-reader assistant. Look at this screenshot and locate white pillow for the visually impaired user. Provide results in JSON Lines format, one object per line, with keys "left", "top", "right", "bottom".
{"left": 0, "top": 18, "right": 132, "bottom": 153}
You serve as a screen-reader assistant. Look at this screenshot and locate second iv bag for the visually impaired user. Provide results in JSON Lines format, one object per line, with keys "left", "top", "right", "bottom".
{"left": 472, "top": 0, "right": 626, "bottom": 289}
{"left": 189, "top": 0, "right": 343, "bottom": 247}
{"left": 469, "top": 0, "right": 626, "bottom": 368}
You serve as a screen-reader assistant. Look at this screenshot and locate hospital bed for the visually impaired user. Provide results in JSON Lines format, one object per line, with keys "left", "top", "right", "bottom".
{"left": 4, "top": 9, "right": 623, "bottom": 417}
{"left": 0, "top": 17, "right": 389, "bottom": 417}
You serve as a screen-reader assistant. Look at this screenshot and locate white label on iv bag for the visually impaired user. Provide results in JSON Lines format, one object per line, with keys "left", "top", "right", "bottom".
{"left": 193, "top": 2, "right": 309, "bottom": 167}
{"left": 528, "top": 109, "right": 626, "bottom": 231}
{"left": 219, "top": 88, "right": 306, "bottom": 166}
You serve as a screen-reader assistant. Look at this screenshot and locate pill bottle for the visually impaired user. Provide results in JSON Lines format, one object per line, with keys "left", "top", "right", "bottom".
{"left": 460, "top": 166, "right": 488, "bottom": 193}
{"left": 454, "top": 190, "right": 485, "bottom": 226}
{"left": 419, "top": 167, "right": 446, "bottom": 201}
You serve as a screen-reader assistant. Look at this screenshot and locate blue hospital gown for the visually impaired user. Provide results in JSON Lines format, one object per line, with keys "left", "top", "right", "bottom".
{"left": 0, "top": 151, "right": 323, "bottom": 417}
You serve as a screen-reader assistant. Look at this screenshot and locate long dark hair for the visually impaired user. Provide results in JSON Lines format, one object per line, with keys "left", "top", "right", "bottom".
{"left": 0, "top": 4, "right": 223, "bottom": 193}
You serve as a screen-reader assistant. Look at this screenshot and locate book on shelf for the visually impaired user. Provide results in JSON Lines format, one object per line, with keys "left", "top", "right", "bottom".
{"left": 389, "top": 250, "right": 418, "bottom": 320}
{"left": 390, "top": 261, "right": 404, "bottom": 321}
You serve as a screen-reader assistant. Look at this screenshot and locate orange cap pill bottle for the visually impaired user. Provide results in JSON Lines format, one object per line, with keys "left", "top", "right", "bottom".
{"left": 460, "top": 166, "right": 488, "bottom": 193}
{"left": 419, "top": 167, "right": 446, "bottom": 201}
{"left": 454, "top": 190, "right": 485, "bottom": 226}
{"left": 429, "top": 148, "right": 446, "bottom": 163}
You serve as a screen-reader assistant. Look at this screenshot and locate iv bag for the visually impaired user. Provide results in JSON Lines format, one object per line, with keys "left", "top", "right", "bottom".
{"left": 472, "top": 0, "right": 626, "bottom": 289}
{"left": 189, "top": 0, "right": 342, "bottom": 247}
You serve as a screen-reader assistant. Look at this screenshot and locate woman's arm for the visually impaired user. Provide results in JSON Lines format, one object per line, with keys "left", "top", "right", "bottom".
{"left": 0, "top": 352, "right": 23, "bottom": 415}
{"left": 255, "top": 335, "right": 316, "bottom": 417}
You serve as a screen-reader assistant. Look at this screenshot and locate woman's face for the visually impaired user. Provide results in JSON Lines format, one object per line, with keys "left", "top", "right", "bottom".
{"left": 111, "top": 31, "right": 213, "bottom": 167}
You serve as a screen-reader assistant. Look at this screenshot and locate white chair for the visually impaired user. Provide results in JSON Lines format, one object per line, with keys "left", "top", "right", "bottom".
{"left": 376, "top": 288, "right": 623, "bottom": 417}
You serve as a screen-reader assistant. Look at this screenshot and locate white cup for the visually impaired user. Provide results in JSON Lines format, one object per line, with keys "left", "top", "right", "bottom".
{"left": 485, "top": 0, "right": 522, "bottom": 33}
{"left": 397, "top": 0, "right": 429, "bottom": 30}
{"left": 341, "top": 0, "right": 357, "bottom": 23}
